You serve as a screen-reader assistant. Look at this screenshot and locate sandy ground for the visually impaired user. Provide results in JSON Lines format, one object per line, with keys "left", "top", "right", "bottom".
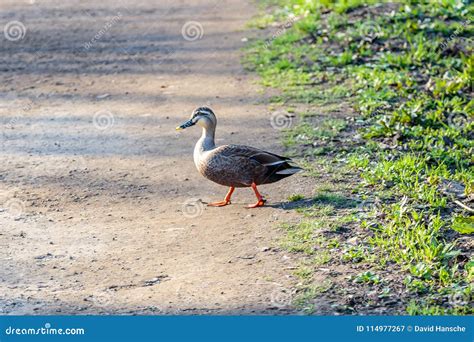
{"left": 0, "top": 0, "right": 312, "bottom": 314}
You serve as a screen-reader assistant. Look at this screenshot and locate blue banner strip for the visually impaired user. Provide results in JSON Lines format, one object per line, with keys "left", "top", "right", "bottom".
{"left": 0, "top": 316, "right": 472, "bottom": 342}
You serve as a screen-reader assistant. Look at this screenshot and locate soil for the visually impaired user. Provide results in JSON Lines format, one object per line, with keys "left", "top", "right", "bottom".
{"left": 0, "top": 0, "right": 314, "bottom": 314}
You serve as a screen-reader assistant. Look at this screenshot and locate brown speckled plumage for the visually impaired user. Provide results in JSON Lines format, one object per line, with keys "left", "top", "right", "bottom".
{"left": 177, "top": 107, "right": 302, "bottom": 201}
{"left": 196, "top": 144, "right": 294, "bottom": 187}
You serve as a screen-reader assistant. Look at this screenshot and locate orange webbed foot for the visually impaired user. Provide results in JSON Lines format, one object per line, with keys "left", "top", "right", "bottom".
{"left": 246, "top": 199, "right": 266, "bottom": 208}
{"left": 246, "top": 182, "right": 266, "bottom": 208}
{"left": 207, "top": 187, "right": 234, "bottom": 207}
{"left": 207, "top": 200, "right": 231, "bottom": 207}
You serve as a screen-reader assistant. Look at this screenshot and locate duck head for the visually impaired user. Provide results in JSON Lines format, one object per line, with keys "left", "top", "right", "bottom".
{"left": 176, "top": 106, "right": 217, "bottom": 131}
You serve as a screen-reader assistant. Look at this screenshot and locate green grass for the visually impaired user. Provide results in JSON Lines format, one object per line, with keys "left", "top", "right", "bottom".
{"left": 288, "top": 193, "right": 305, "bottom": 202}
{"left": 284, "top": 118, "right": 347, "bottom": 146}
{"left": 247, "top": 0, "right": 473, "bottom": 314}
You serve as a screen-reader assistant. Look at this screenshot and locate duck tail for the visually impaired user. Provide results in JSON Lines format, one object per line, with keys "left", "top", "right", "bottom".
{"left": 275, "top": 165, "right": 303, "bottom": 175}
{"left": 263, "top": 162, "right": 303, "bottom": 183}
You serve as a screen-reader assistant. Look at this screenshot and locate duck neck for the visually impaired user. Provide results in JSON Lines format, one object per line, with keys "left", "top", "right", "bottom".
{"left": 197, "top": 125, "right": 216, "bottom": 152}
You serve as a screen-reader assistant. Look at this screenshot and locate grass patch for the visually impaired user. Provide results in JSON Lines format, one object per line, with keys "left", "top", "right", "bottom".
{"left": 247, "top": 0, "right": 473, "bottom": 314}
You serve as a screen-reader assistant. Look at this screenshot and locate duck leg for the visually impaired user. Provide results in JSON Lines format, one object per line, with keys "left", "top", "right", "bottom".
{"left": 247, "top": 182, "right": 266, "bottom": 208}
{"left": 208, "top": 186, "right": 234, "bottom": 207}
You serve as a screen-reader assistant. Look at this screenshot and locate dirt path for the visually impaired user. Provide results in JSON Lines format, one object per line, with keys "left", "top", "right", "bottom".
{"left": 0, "top": 0, "right": 311, "bottom": 314}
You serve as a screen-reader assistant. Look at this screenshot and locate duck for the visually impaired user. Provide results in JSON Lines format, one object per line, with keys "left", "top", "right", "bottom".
{"left": 176, "top": 107, "right": 302, "bottom": 208}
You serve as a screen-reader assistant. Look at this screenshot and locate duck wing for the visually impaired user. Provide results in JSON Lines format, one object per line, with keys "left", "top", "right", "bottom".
{"left": 212, "top": 144, "right": 302, "bottom": 185}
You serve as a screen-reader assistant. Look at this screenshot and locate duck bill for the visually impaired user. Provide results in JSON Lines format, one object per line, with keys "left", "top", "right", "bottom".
{"left": 176, "top": 119, "right": 196, "bottom": 131}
